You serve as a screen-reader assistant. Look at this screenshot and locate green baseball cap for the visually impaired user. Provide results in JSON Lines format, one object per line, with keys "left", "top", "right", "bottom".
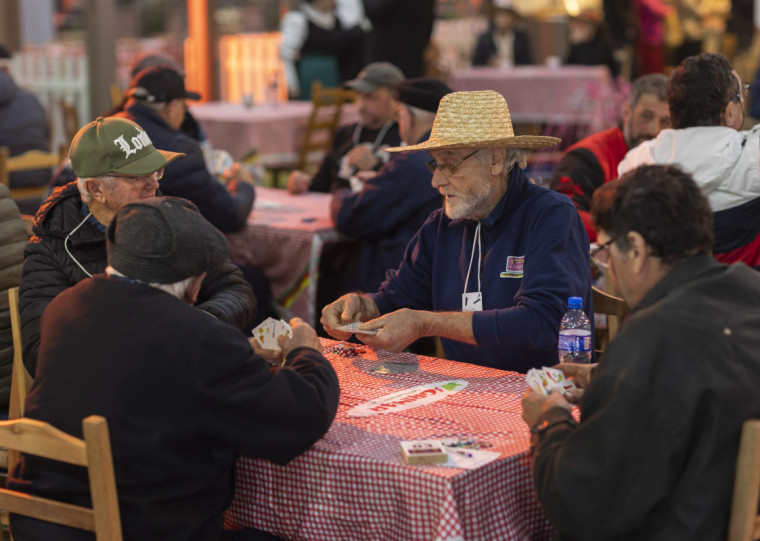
{"left": 69, "top": 116, "right": 184, "bottom": 178}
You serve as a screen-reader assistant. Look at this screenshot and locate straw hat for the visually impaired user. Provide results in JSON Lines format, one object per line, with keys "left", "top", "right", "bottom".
{"left": 387, "top": 90, "right": 560, "bottom": 152}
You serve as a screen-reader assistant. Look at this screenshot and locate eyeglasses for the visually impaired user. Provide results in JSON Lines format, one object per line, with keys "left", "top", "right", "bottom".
{"left": 426, "top": 150, "right": 479, "bottom": 177}
{"left": 589, "top": 236, "right": 619, "bottom": 269}
{"left": 109, "top": 168, "right": 165, "bottom": 184}
{"left": 735, "top": 82, "right": 750, "bottom": 102}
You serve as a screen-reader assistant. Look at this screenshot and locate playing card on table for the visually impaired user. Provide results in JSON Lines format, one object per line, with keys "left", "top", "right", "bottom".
{"left": 336, "top": 322, "right": 379, "bottom": 335}
{"left": 251, "top": 317, "right": 293, "bottom": 349}
{"left": 526, "top": 367, "right": 577, "bottom": 396}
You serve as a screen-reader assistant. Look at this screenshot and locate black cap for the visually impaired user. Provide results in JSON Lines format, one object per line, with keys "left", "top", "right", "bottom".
{"left": 107, "top": 197, "right": 229, "bottom": 284}
{"left": 126, "top": 65, "right": 201, "bottom": 104}
{"left": 394, "top": 78, "right": 453, "bottom": 113}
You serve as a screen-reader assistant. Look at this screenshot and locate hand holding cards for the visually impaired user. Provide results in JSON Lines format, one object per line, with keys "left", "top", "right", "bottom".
{"left": 526, "top": 366, "right": 577, "bottom": 396}
{"left": 252, "top": 317, "right": 293, "bottom": 349}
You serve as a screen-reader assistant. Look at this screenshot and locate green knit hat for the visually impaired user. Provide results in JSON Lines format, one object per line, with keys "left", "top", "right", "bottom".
{"left": 69, "top": 116, "right": 184, "bottom": 178}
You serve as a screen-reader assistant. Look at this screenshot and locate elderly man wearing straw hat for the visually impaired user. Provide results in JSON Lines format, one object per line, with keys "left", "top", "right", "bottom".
{"left": 321, "top": 90, "right": 593, "bottom": 372}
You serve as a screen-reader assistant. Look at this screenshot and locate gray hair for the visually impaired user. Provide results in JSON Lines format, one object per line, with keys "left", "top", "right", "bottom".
{"left": 404, "top": 104, "right": 436, "bottom": 124}
{"left": 630, "top": 73, "right": 668, "bottom": 108}
{"left": 77, "top": 175, "right": 118, "bottom": 204}
{"left": 106, "top": 266, "right": 195, "bottom": 298}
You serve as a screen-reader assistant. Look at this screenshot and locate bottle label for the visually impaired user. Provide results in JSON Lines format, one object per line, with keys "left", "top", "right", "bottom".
{"left": 558, "top": 330, "right": 592, "bottom": 353}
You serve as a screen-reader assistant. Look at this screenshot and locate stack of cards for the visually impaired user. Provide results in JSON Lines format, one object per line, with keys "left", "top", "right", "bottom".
{"left": 526, "top": 366, "right": 577, "bottom": 396}
{"left": 336, "top": 322, "right": 379, "bottom": 335}
{"left": 400, "top": 440, "right": 448, "bottom": 465}
{"left": 251, "top": 317, "right": 293, "bottom": 349}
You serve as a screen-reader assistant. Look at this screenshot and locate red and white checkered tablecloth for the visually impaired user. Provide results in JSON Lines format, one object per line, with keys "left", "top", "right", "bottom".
{"left": 224, "top": 340, "right": 555, "bottom": 541}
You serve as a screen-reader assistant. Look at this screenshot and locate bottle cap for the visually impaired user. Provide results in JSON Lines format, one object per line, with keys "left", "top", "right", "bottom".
{"left": 568, "top": 296, "right": 583, "bottom": 309}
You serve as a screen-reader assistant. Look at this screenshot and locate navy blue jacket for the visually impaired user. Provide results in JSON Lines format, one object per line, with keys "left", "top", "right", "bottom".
{"left": 116, "top": 102, "right": 254, "bottom": 233}
{"left": 330, "top": 131, "right": 440, "bottom": 291}
{"left": 370, "top": 166, "right": 593, "bottom": 372}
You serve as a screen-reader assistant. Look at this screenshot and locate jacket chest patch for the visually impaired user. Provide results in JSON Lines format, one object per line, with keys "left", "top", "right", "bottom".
{"left": 500, "top": 255, "right": 524, "bottom": 278}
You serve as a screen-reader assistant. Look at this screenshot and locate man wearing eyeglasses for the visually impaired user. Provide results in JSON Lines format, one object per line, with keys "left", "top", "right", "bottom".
{"left": 619, "top": 52, "right": 760, "bottom": 270}
{"left": 522, "top": 163, "right": 760, "bottom": 539}
{"left": 19, "top": 117, "right": 257, "bottom": 377}
{"left": 321, "top": 90, "right": 593, "bottom": 373}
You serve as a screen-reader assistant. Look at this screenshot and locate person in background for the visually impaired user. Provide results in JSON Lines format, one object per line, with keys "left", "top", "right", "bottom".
{"left": 523, "top": 164, "right": 760, "bottom": 540}
{"left": 472, "top": 0, "right": 532, "bottom": 67}
{"left": 619, "top": 53, "right": 760, "bottom": 269}
{"left": 287, "top": 62, "right": 403, "bottom": 194}
{"left": 9, "top": 196, "right": 340, "bottom": 541}
{"left": 550, "top": 73, "right": 670, "bottom": 241}
{"left": 564, "top": 9, "right": 619, "bottom": 77}
{"left": 0, "top": 185, "right": 28, "bottom": 411}
{"left": 116, "top": 65, "right": 273, "bottom": 320}
{"left": 19, "top": 117, "right": 256, "bottom": 376}
{"left": 362, "top": 0, "right": 435, "bottom": 78}
{"left": 0, "top": 44, "right": 51, "bottom": 215}
{"left": 634, "top": 0, "right": 673, "bottom": 75}
{"left": 322, "top": 90, "right": 592, "bottom": 373}
{"left": 325, "top": 77, "right": 451, "bottom": 297}
{"left": 280, "top": 0, "right": 369, "bottom": 99}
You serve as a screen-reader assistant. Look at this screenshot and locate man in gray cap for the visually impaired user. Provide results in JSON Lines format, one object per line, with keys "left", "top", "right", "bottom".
{"left": 287, "top": 61, "right": 404, "bottom": 194}
{"left": 325, "top": 77, "right": 452, "bottom": 296}
{"left": 9, "top": 196, "right": 340, "bottom": 541}
{"left": 19, "top": 117, "right": 257, "bottom": 377}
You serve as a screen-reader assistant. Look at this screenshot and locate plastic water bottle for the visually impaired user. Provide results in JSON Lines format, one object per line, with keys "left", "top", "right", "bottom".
{"left": 558, "top": 296, "right": 592, "bottom": 363}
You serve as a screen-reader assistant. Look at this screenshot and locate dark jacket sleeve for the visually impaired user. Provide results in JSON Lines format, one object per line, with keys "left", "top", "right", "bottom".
{"left": 309, "top": 125, "right": 354, "bottom": 193}
{"left": 196, "top": 260, "right": 256, "bottom": 331}
{"left": 514, "top": 29, "right": 533, "bottom": 65}
{"left": 472, "top": 32, "right": 495, "bottom": 66}
{"left": 194, "top": 328, "right": 340, "bottom": 463}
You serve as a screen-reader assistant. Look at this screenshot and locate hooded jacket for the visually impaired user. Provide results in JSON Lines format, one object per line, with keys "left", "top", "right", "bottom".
{"left": 19, "top": 182, "right": 256, "bottom": 376}
{"left": 618, "top": 126, "right": 760, "bottom": 269}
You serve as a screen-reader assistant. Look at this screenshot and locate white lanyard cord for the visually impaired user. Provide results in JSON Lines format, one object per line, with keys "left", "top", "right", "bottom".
{"left": 64, "top": 211, "right": 94, "bottom": 278}
{"left": 463, "top": 222, "right": 482, "bottom": 295}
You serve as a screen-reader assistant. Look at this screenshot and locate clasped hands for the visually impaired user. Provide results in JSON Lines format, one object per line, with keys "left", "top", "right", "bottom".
{"left": 320, "top": 293, "right": 425, "bottom": 352}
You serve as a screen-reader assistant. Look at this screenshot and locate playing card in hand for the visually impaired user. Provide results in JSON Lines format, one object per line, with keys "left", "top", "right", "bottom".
{"left": 336, "top": 322, "right": 379, "bottom": 335}
{"left": 251, "top": 317, "right": 293, "bottom": 349}
{"left": 526, "top": 367, "right": 577, "bottom": 396}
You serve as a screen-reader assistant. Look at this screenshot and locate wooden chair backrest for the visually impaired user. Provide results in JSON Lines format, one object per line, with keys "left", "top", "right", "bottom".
{"left": 0, "top": 146, "right": 66, "bottom": 201}
{"left": 728, "top": 419, "right": 760, "bottom": 541}
{"left": 592, "top": 285, "right": 629, "bottom": 352}
{"left": 8, "top": 287, "right": 34, "bottom": 471}
{"left": 298, "top": 80, "right": 356, "bottom": 172}
{"left": 0, "top": 415, "right": 122, "bottom": 540}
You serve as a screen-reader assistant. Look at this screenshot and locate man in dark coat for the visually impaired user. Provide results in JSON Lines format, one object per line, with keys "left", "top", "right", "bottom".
{"left": 0, "top": 45, "right": 51, "bottom": 214}
{"left": 523, "top": 165, "right": 760, "bottom": 540}
{"left": 287, "top": 62, "right": 403, "bottom": 194}
{"left": 471, "top": 0, "right": 532, "bottom": 67}
{"left": 363, "top": 0, "right": 435, "bottom": 78}
{"left": 116, "top": 65, "right": 272, "bottom": 324}
{"left": 9, "top": 196, "right": 340, "bottom": 541}
{"left": 19, "top": 117, "right": 256, "bottom": 376}
{"left": 328, "top": 77, "right": 450, "bottom": 293}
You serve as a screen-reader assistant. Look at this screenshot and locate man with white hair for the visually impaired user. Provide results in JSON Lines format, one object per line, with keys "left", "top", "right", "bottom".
{"left": 19, "top": 117, "right": 256, "bottom": 376}
{"left": 9, "top": 196, "right": 339, "bottom": 541}
{"left": 322, "top": 90, "right": 593, "bottom": 372}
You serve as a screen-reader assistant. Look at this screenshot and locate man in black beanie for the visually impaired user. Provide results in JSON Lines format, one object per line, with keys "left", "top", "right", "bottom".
{"left": 8, "top": 197, "right": 340, "bottom": 541}
{"left": 322, "top": 77, "right": 452, "bottom": 302}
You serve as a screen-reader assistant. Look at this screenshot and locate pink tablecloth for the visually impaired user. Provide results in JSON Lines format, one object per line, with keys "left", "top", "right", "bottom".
{"left": 190, "top": 101, "right": 358, "bottom": 164}
{"left": 448, "top": 65, "right": 617, "bottom": 133}
{"left": 225, "top": 187, "right": 341, "bottom": 326}
{"left": 224, "top": 340, "right": 555, "bottom": 541}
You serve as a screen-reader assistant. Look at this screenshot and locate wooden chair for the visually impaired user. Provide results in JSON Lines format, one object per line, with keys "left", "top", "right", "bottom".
{"left": 8, "top": 287, "right": 34, "bottom": 472}
{"left": 297, "top": 80, "right": 356, "bottom": 172}
{"left": 60, "top": 97, "right": 80, "bottom": 147}
{"left": 0, "top": 415, "right": 122, "bottom": 540}
{"left": 728, "top": 419, "right": 760, "bottom": 541}
{"left": 0, "top": 146, "right": 66, "bottom": 202}
{"left": 592, "top": 285, "right": 629, "bottom": 352}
